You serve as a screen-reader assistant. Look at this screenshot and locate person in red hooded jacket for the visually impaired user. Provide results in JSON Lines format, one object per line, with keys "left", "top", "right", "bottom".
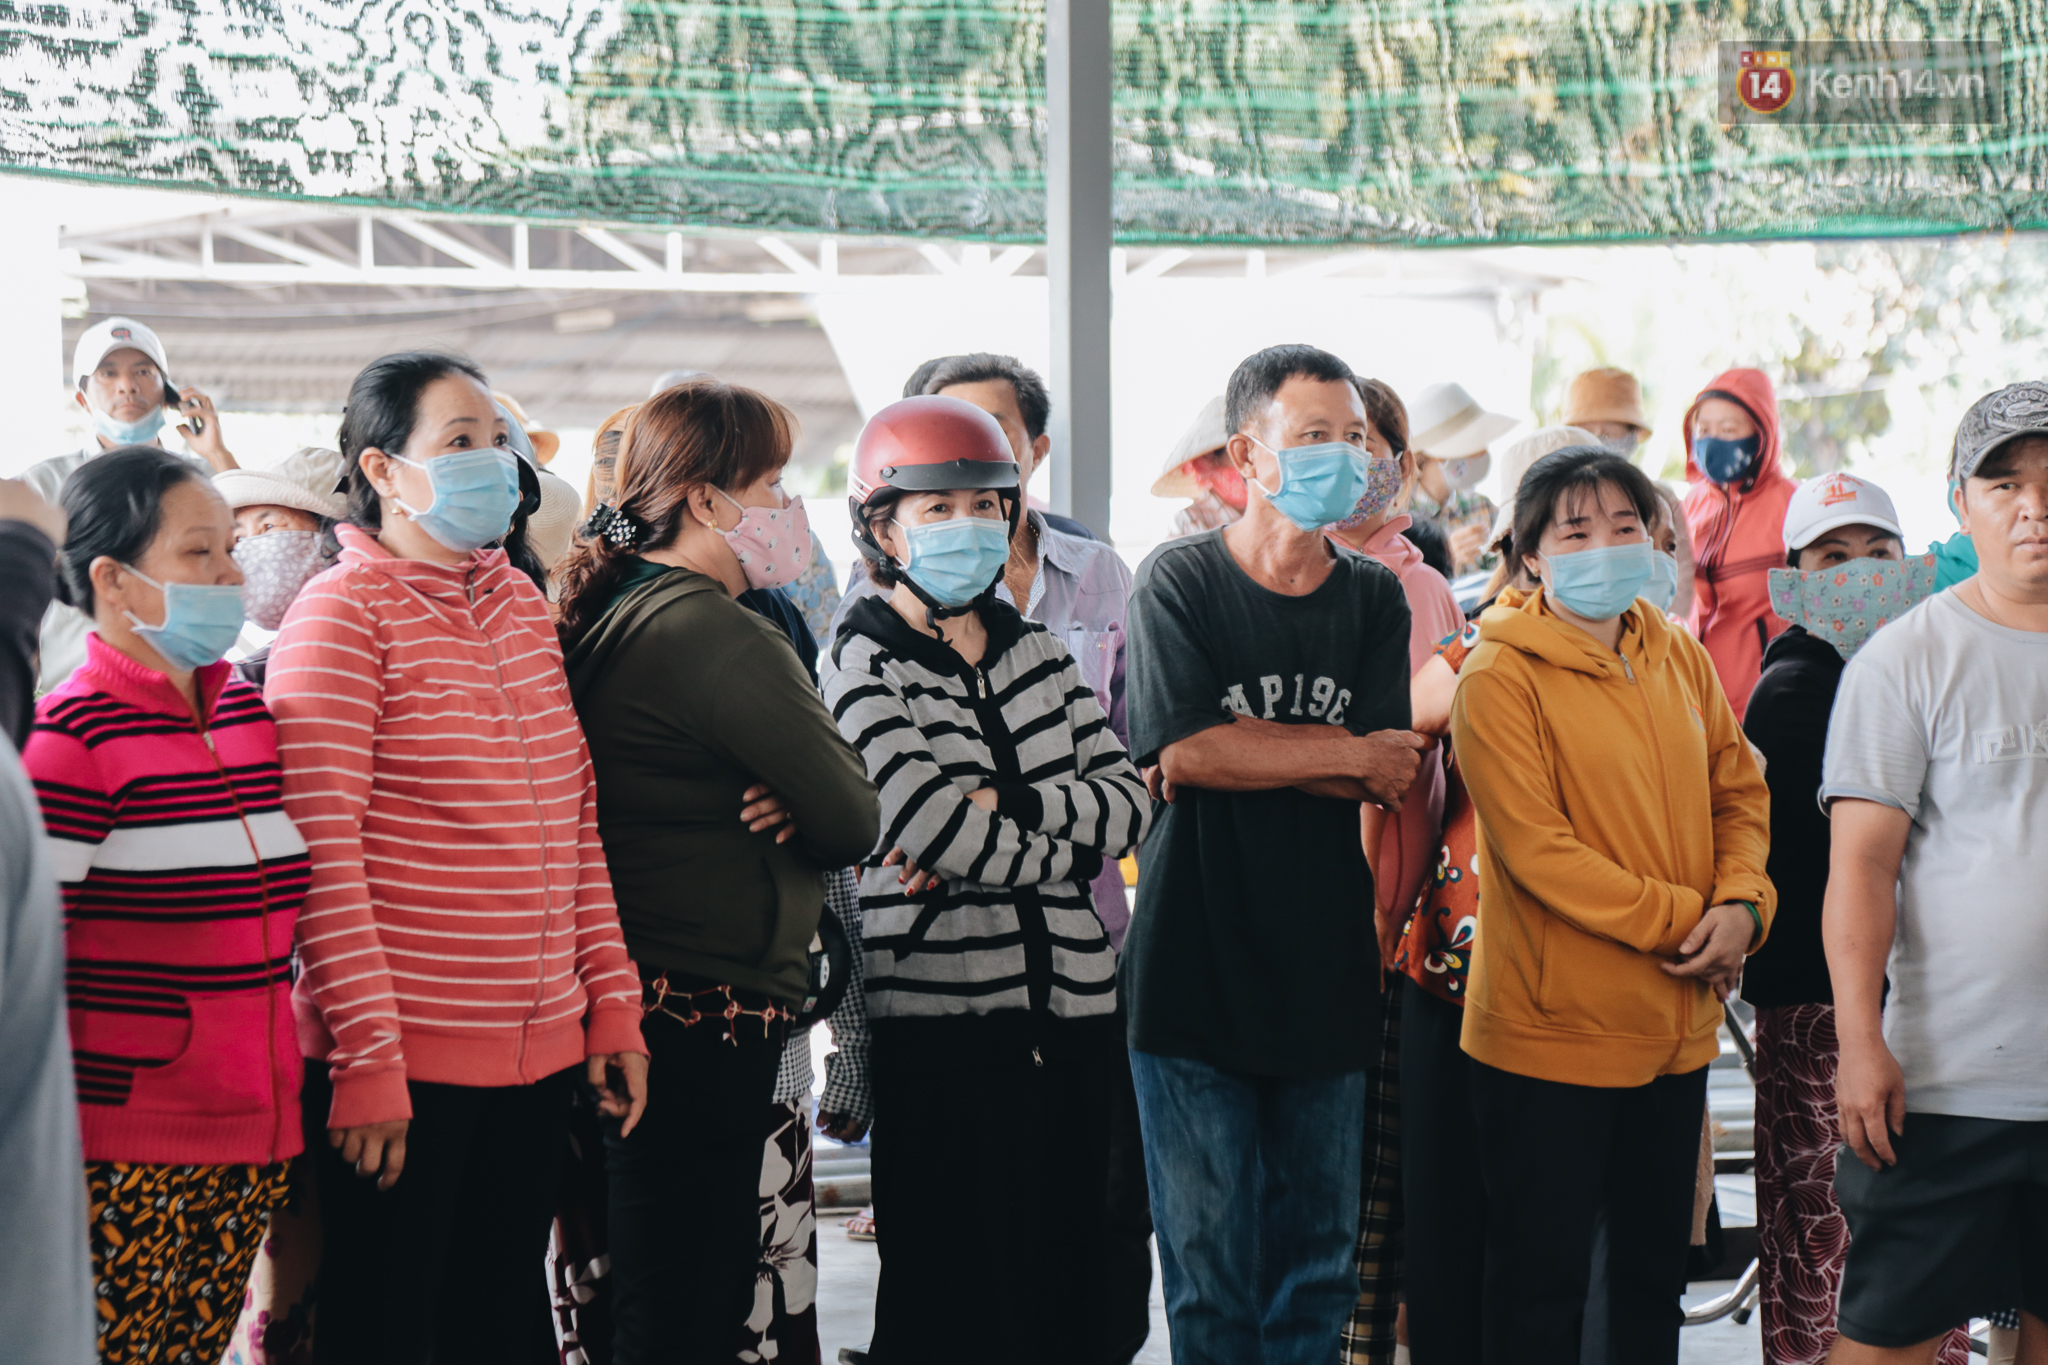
{"left": 1681, "top": 368, "right": 1797, "bottom": 718}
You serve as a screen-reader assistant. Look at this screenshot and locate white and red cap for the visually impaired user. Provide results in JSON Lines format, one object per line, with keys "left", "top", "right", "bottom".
{"left": 73, "top": 317, "right": 169, "bottom": 385}
{"left": 1781, "top": 471, "right": 1904, "bottom": 552}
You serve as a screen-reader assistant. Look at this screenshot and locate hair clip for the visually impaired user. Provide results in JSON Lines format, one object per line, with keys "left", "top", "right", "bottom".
{"left": 582, "top": 502, "right": 640, "bottom": 549}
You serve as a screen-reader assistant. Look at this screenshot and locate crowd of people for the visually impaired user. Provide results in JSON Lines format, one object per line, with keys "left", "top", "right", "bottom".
{"left": 0, "top": 312, "right": 2042, "bottom": 1365}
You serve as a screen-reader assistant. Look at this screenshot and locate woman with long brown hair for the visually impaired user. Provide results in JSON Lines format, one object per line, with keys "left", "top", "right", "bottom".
{"left": 557, "top": 380, "right": 879, "bottom": 1364}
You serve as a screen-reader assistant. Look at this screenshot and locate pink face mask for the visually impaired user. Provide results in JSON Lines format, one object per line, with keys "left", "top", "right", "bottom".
{"left": 713, "top": 486, "right": 811, "bottom": 592}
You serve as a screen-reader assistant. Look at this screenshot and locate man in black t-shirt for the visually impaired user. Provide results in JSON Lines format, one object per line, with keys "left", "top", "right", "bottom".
{"left": 1123, "top": 344, "right": 1424, "bottom": 1364}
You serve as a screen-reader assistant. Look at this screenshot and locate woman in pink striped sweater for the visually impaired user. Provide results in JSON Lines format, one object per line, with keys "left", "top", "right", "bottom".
{"left": 25, "top": 445, "right": 308, "bottom": 1365}
{"left": 264, "top": 353, "right": 648, "bottom": 1363}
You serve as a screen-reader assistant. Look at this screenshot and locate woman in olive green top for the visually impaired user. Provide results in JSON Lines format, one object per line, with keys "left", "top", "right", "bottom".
{"left": 558, "top": 381, "right": 880, "bottom": 1365}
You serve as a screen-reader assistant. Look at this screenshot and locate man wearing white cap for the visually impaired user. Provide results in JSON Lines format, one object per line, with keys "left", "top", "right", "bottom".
{"left": 21, "top": 318, "right": 238, "bottom": 692}
{"left": 1405, "top": 382, "right": 1517, "bottom": 575}
{"left": 1151, "top": 396, "right": 1242, "bottom": 539}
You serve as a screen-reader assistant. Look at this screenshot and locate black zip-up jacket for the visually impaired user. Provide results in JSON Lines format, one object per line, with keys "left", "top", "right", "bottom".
{"left": 1741, "top": 624, "right": 1842, "bottom": 1007}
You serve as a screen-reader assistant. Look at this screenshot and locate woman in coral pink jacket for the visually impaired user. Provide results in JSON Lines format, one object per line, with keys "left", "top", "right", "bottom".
{"left": 265, "top": 352, "right": 647, "bottom": 1363}
{"left": 27, "top": 445, "right": 308, "bottom": 1365}
{"left": 1681, "top": 367, "right": 1797, "bottom": 718}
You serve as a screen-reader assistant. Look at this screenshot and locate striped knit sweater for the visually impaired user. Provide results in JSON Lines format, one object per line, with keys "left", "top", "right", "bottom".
{"left": 266, "top": 524, "right": 644, "bottom": 1131}
{"left": 25, "top": 635, "right": 309, "bottom": 1165}
{"left": 825, "top": 597, "right": 1149, "bottom": 1019}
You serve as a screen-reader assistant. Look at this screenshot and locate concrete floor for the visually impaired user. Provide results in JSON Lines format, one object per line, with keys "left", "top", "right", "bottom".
{"left": 811, "top": 1215, "right": 1763, "bottom": 1364}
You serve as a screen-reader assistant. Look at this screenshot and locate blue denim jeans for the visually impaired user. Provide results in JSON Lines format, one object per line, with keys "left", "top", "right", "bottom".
{"left": 1129, "top": 1049, "right": 1367, "bottom": 1365}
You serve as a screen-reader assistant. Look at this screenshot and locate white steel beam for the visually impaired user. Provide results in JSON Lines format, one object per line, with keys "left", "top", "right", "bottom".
{"left": 214, "top": 223, "right": 354, "bottom": 270}
{"left": 380, "top": 217, "right": 509, "bottom": 273}
{"left": 577, "top": 226, "right": 664, "bottom": 274}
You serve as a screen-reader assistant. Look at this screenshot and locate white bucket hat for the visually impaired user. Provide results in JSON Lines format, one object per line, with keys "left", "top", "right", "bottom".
{"left": 1408, "top": 382, "right": 1519, "bottom": 460}
{"left": 213, "top": 447, "right": 349, "bottom": 520}
{"left": 1151, "top": 395, "right": 1230, "bottom": 499}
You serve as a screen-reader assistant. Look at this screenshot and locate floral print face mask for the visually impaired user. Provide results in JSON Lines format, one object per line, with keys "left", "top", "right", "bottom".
{"left": 1330, "top": 452, "right": 1407, "bottom": 533}
{"left": 1766, "top": 552, "right": 1939, "bottom": 660}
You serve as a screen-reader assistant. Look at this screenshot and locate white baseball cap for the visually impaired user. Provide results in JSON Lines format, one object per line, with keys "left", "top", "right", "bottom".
{"left": 73, "top": 317, "right": 169, "bottom": 385}
{"left": 1781, "top": 471, "right": 1905, "bottom": 552}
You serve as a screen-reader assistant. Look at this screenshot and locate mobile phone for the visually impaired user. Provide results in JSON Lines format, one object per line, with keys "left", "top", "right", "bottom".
{"left": 163, "top": 380, "right": 204, "bottom": 436}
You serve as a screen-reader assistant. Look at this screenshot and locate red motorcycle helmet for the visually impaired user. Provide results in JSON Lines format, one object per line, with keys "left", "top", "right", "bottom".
{"left": 848, "top": 395, "right": 1022, "bottom": 616}
{"left": 849, "top": 394, "right": 1019, "bottom": 533}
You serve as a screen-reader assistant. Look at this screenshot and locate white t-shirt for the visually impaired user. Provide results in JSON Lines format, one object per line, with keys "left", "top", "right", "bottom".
{"left": 1822, "top": 589, "right": 2048, "bottom": 1121}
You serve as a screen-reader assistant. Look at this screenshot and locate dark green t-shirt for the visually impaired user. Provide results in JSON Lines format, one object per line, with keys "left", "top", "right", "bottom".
{"left": 1121, "top": 530, "right": 1411, "bottom": 1077}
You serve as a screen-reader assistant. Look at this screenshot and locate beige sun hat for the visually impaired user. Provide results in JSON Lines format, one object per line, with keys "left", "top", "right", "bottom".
{"left": 213, "top": 447, "right": 349, "bottom": 519}
{"left": 492, "top": 391, "right": 560, "bottom": 465}
{"left": 526, "top": 466, "right": 584, "bottom": 576}
{"left": 1491, "top": 424, "right": 1607, "bottom": 510}
{"left": 1150, "top": 395, "right": 1230, "bottom": 499}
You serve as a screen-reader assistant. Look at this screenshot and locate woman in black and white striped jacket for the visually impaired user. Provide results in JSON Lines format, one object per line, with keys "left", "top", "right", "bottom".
{"left": 824, "top": 395, "right": 1150, "bottom": 1365}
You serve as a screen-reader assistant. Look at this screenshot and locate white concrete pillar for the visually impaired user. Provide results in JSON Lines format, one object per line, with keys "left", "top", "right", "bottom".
{"left": 0, "top": 202, "right": 68, "bottom": 476}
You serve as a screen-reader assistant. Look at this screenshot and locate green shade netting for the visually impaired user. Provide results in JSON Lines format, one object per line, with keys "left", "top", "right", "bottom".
{"left": 1, "top": 0, "right": 2043, "bottom": 245}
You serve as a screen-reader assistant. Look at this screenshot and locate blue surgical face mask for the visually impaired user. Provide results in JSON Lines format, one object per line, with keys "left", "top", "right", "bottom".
{"left": 1248, "top": 436, "right": 1370, "bottom": 531}
{"left": 120, "top": 564, "right": 245, "bottom": 672}
{"left": 1543, "top": 541, "right": 1659, "bottom": 622}
{"left": 1643, "top": 550, "right": 1679, "bottom": 613}
{"left": 1693, "top": 433, "right": 1761, "bottom": 486}
{"left": 92, "top": 405, "right": 167, "bottom": 447}
{"left": 895, "top": 515, "right": 1011, "bottom": 608}
{"left": 391, "top": 446, "right": 520, "bottom": 553}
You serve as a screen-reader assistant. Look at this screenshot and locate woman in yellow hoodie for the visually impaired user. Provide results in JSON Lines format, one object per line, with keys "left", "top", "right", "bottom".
{"left": 1448, "top": 445, "right": 1773, "bottom": 1365}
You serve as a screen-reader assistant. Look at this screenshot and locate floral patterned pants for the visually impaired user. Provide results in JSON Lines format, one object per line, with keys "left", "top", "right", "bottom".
{"left": 85, "top": 1160, "right": 291, "bottom": 1365}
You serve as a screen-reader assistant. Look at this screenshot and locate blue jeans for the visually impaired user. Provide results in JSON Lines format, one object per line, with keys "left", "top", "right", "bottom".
{"left": 1130, "top": 1049, "right": 1367, "bottom": 1365}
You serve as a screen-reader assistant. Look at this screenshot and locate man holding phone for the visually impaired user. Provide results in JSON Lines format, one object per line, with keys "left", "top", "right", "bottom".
{"left": 20, "top": 317, "right": 239, "bottom": 691}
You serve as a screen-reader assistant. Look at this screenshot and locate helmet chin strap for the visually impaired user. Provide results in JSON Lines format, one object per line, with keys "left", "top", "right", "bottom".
{"left": 851, "top": 491, "right": 1019, "bottom": 634}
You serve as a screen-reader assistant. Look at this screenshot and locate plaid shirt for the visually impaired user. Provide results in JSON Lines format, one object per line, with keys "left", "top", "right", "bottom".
{"left": 775, "top": 867, "right": 871, "bottom": 1123}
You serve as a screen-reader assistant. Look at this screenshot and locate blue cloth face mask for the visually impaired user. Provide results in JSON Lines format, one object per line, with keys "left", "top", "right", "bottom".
{"left": 1248, "top": 437, "right": 1371, "bottom": 531}
{"left": 1693, "top": 433, "right": 1761, "bottom": 486}
{"left": 120, "top": 564, "right": 245, "bottom": 672}
{"left": 1643, "top": 549, "right": 1680, "bottom": 613}
{"left": 895, "top": 515, "right": 1011, "bottom": 608}
{"left": 391, "top": 447, "right": 520, "bottom": 553}
{"left": 91, "top": 405, "right": 167, "bottom": 447}
{"left": 1543, "top": 541, "right": 1659, "bottom": 621}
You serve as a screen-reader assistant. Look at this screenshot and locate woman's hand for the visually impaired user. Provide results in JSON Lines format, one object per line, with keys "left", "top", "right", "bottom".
{"left": 330, "top": 1119, "right": 410, "bottom": 1191}
{"left": 819, "top": 1111, "right": 870, "bottom": 1143}
{"left": 1143, "top": 766, "right": 1177, "bottom": 804}
{"left": 741, "top": 784, "right": 798, "bottom": 844}
{"left": 589, "top": 1051, "right": 650, "bottom": 1137}
{"left": 879, "top": 846, "right": 942, "bottom": 896}
{"left": 966, "top": 787, "right": 997, "bottom": 812}
{"left": 1660, "top": 902, "right": 1754, "bottom": 1000}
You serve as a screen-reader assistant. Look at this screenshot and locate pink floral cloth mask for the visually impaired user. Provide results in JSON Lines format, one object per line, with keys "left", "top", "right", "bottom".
{"left": 1766, "top": 552, "right": 1938, "bottom": 660}
{"left": 1330, "top": 453, "right": 1406, "bottom": 532}
{"left": 715, "top": 486, "right": 812, "bottom": 592}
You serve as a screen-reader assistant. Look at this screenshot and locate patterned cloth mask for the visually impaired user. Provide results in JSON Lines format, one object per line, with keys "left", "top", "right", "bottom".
{"left": 232, "top": 531, "right": 330, "bottom": 631}
{"left": 713, "top": 486, "right": 811, "bottom": 591}
{"left": 1767, "top": 553, "right": 1939, "bottom": 660}
{"left": 1330, "top": 453, "right": 1407, "bottom": 532}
